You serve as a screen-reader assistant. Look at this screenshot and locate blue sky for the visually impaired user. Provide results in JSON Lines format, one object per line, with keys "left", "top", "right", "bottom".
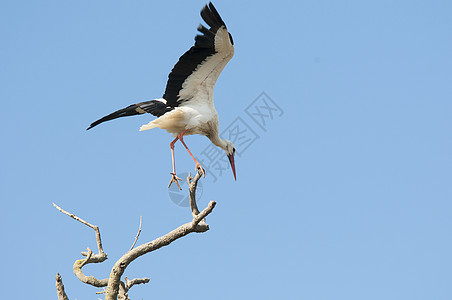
{"left": 1, "top": 0, "right": 451, "bottom": 299}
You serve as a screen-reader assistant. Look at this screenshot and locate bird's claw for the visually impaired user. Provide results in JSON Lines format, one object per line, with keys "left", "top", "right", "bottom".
{"left": 168, "top": 172, "right": 182, "bottom": 190}
{"left": 196, "top": 163, "right": 206, "bottom": 178}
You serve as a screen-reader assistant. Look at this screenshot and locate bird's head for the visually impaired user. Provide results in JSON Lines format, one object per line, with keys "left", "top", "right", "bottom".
{"left": 223, "top": 140, "right": 237, "bottom": 181}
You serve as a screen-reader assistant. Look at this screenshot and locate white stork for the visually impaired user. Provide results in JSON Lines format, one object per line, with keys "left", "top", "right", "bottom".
{"left": 87, "top": 2, "right": 236, "bottom": 190}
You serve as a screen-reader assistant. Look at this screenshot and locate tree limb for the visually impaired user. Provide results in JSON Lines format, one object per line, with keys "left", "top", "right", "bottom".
{"left": 187, "top": 168, "right": 203, "bottom": 217}
{"left": 53, "top": 203, "right": 105, "bottom": 255}
{"left": 55, "top": 273, "right": 69, "bottom": 300}
{"left": 54, "top": 169, "right": 213, "bottom": 299}
{"left": 129, "top": 215, "right": 143, "bottom": 252}
{"left": 53, "top": 203, "right": 109, "bottom": 288}
{"left": 125, "top": 277, "right": 151, "bottom": 291}
{"left": 104, "top": 200, "right": 216, "bottom": 300}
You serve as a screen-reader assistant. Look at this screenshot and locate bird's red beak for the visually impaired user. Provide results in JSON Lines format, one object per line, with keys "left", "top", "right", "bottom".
{"left": 228, "top": 154, "right": 236, "bottom": 181}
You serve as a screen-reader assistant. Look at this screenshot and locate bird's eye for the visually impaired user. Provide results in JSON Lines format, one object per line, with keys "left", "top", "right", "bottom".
{"left": 233, "top": 147, "right": 236, "bottom": 154}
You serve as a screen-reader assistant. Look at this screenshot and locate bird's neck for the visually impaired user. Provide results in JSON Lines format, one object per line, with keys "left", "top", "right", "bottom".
{"left": 209, "top": 135, "right": 227, "bottom": 151}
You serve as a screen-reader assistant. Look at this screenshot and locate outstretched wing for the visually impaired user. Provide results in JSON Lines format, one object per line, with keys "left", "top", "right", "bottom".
{"left": 86, "top": 99, "right": 172, "bottom": 130}
{"left": 163, "top": 2, "right": 234, "bottom": 107}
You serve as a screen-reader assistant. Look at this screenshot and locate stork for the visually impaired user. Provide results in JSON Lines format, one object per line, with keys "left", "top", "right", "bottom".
{"left": 87, "top": 2, "right": 236, "bottom": 190}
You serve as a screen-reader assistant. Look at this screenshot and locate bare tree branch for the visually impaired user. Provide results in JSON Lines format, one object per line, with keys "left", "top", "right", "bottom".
{"left": 53, "top": 203, "right": 105, "bottom": 255}
{"left": 80, "top": 247, "right": 93, "bottom": 268}
{"left": 55, "top": 273, "right": 69, "bottom": 300}
{"left": 187, "top": 168, "right": 203, "bottom": 217}
{"left": 55, "top": 170, "right": 213, "bottom": 299}
{"left": 129, "top": 215, "right": 143, "bottom": 252}
{"left": 118, "top": 282, "right": 129, "bottom": 300}
{"left": 95, "top": 288, "right": 106, "bottom": 295}
{"left": 54, "top": 203, "right": 109, "bottom": 288}
{"left": 125, "top": 277, "right": 151, "bottom": 291}
{"left": 104, "top": 200, "right": 216, "bottom": 300}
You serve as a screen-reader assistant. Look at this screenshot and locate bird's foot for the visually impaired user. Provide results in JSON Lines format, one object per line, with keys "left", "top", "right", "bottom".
{"left": 168, "top": 172, "right": 182, "bottom": 190}
{"left": 196, "top": 162, "right": 206, "bottom": 178}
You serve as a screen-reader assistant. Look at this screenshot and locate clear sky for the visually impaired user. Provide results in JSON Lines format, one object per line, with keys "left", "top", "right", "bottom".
{"left": 1, "top": 0, "right": 451, "bottom": 299}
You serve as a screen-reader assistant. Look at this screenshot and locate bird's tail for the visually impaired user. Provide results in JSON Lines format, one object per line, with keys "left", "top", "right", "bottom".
{"left": 87, "top": 104, "right": 144, "bottom": 130}
{"left": 139, "top": 122, "right": 157, "bottom": 131}
{"left": 87, "top": 100, "right": 171, "bottom": 130}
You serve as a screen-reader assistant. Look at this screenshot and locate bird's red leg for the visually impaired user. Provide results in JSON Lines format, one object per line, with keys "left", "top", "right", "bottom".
{"left": 168, "top": 135, "right": 182, "bottom": 190}
{"left": 177, "top": 131, "right": 206, "bottom": 178}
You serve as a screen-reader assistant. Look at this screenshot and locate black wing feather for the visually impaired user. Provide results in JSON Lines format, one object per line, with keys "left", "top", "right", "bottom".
{"left": 87, "top": 3, "right": 232, "bottom": 131}
{"left": 87, "top": 100, "right": 172, "bottom": 130}
{"left": 202, "top": 2, "right": 226, "bottom": 29}
{"left": 162, "top": 2, "right": 230, "bottom": 107}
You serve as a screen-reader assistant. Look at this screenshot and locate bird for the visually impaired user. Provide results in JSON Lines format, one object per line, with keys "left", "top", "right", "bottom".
{"left": 87, "top": 2, "right": 236, "bottom": 190}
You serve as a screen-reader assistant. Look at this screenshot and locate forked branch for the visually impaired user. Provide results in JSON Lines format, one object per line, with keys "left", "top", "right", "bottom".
{"left": 53, "top": 203, "right": 109, "bottom": 288}
{"left": 104, "top": 200, "right": 216, "bottom": 300}
{"left": 55, "top": 169, "right": 214, "bottom": 300}
{"left": 53, "top": 203, "right": 105, "bottom": 255}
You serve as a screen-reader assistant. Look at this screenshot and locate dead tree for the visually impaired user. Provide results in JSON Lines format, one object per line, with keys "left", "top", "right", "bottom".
{"left": 54, "top": 170, "right": 214, "bottom": 300}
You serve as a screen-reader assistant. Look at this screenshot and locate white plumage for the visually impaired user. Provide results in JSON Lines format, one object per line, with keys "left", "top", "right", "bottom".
{"left": 87, "top": 2, "right": 236, "bottom": 189}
